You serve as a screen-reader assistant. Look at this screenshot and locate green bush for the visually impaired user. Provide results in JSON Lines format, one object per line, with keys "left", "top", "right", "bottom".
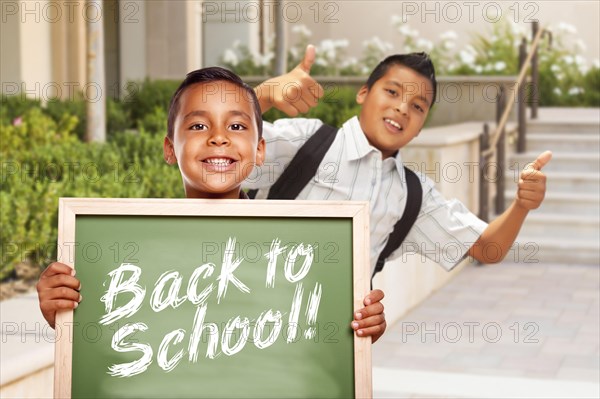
{"left": 583, "top": 67, "right": 600, "bottom": 107}
{"left": 0, "top": 95, "right": 42, "bottom": 126}
{"left": 0, "top": 108, "right": 182, "bottom": 280}
{"left": 45, "top": 97, "right": 87, "bottom": 140}
{"left": 123, "top": 79, "right": 179, "bottom": 129}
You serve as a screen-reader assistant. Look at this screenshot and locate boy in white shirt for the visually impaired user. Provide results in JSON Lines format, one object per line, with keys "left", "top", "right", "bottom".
{"left": 247, "top": 46, "right": 551, "bottom": 289}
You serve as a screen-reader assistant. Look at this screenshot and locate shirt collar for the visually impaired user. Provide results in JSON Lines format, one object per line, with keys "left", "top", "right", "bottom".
{"left": 342, "top": 116, "right": 405, "bottom": 172}
{"left": 343, "top": 116, "right": 374, "bottom": 161}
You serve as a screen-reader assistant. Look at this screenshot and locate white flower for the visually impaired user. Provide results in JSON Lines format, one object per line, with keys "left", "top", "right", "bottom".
{"left": 443, "top": 41, "right": 455, "bottom": 50}
{"left": 494, "top": 61, "right": 506, "bottom": 71}
{"left": 563, "top": 55, "right": 574, "bottom": 65}
{"left": 260, "top": 52, "right": 274, "bottom": 66}
{"left": 391, "top": 14, "right": 403, "bottom": 25}
{"left": 320, "top": 39, "right": 334, "bottom": 52}
{"left": 555, "top": 72, "right": 564, "bottom": 81}
{"left": 484, "top": 63, "right": 493, "bottom": 72}
{"left": 474, "top": 65, "right": 483, "bottom": 73}
{"left": 551, "top": 64, "right": 561, "bottom": 73}
{"left": 315, "top": 58, "right": 328, "bottom": 67}
{"left": 334, "top": 39, "right": 349, "bottom": 48}
{"left": 556, "top": 22, "right": 577, "bottom": 34}
{"left": 416, "top": 38, "right": 433, "bottom": 51}
{"left": 553, "top": 87, "right": 562, "bottom": 95}
{"left": 364, "top": 36, "right": 393, "bottom": 53}
{"left": 251, "top": 51, "right": 272, "bottom": 67}
{"left": 398, "top": 24, "right": 418, "bottom": 38}
{"left": 439, "top": 30, "right": 458, "bottom": 41}
{"left": 509, "top": 21, "right": 526, "bottom": 36}
{"left": 459, "top": 50, "right": 476, "bottom": 66}
{"left": 342, "top": 57, "right": 358, "bottom": 68}
{"left": 251, "top": 52, "right": 261, "bottom": 66}
{"left": 291, "top": 24, "right": 312, "bottom": 37}
{"left": 592, "top": 59, "right": 600, "bottom": 69}
{"left": 574, "top": 55, "right": 586, "bottom": 66}
{"left": 222, "top": 49, "right": 238, "bottom": 66}
{"left": 568, "top": 87, "right": 584, "bottom": 95}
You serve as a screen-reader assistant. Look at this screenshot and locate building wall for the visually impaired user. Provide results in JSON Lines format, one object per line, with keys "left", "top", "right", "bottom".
{"left": 119, "top": 0, "right": 147, "bottom": 84}
{"left": 287, "top": 1, "right": 599, "bottom": 66}
{"left": 1, "top": 2, "right": 22, "bottom": 87}
{"left": 3, "top": 1, "right": 597, "bottom": 100}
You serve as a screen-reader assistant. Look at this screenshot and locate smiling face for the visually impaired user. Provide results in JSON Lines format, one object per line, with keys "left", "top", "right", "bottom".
{"left": 356, "top": 65, "right": 434, "bottom": 158}
{"left": 163, "top": 81, "right": 265, "bottom": 199}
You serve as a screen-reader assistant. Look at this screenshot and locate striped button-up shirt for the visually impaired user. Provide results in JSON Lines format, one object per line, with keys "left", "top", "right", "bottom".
{"left": 243, "top": 116, "right": 488, "bottom": 272}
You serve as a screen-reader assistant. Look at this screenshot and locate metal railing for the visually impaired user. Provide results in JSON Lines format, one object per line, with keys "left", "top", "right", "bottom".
{"left": 478, "top": 21, "right": 552, "bottom": 221}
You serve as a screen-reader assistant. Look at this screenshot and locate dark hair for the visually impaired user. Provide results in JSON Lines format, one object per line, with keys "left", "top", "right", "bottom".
{"left": 365, "top": 52, "right": 437, "bottom": 106}
{"left": 167, "top": 67, "right": 263, "bottom": 139}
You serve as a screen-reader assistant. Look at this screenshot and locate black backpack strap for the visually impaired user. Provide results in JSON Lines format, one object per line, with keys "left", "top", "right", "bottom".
{"left": 371, "top": 167, "right": 423, "bottom": 287}
{"left": 264, "top": 123, "right": 338, "bottom": 199}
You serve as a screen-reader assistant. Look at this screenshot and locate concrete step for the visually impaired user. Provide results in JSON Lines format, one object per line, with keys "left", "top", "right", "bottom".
{"left": 504, "top": 191, "right": 600, "bottom": 216}
{"left": 518, "top": 213, "right": 600, "bottom": 242}
{"left": 525, "top": 133, "right": 600, "bottom": 153}
{"left": 509, "top": 235, "right": 599, "bottom": 265}
{"left": 527, "top": 118, "right": 600, "bottom": 134}
{"left": 510, "top": 152, "right": 600, "bottom": 173}
{"left": 504, "top": 171, "right": 600, "bottom": 194}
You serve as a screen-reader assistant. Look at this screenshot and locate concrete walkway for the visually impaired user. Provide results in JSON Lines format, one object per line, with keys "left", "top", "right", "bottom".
{"left": 372, "top": 260, "right": 600, "bottom": 398}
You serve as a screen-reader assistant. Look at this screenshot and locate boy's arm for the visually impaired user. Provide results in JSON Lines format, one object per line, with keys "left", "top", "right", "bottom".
{"left": 36, "top": 262, "right": 82, "bottom": 328}
{"left": 254, "top": 45, "right": 324, "bottom": 116}
{"left": 352, "top": 289, "right": 386, "bottom": 343}
{"left": 468, "top": 151, "right": 552, "bottom": 263}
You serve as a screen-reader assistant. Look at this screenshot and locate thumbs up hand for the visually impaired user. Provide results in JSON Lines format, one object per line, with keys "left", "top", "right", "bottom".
{"left": 255, "top": 45, "right": 324, "bottom": 116}
{"left": 516, "top": 150, "right": 552, "bottom": 210}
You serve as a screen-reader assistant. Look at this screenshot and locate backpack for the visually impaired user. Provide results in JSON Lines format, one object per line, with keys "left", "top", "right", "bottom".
{"left": 248, "top": 124, "right": 423, "bottom": 285}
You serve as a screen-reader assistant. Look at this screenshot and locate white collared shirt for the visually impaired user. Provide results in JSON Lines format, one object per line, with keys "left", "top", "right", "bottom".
{"left": 243, "top": 116, "right": 488, "bottom": 273}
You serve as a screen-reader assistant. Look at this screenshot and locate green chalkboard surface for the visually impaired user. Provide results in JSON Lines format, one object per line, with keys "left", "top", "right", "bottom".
{"left": 54, "top": 199, "right": 371, "bottom": 399}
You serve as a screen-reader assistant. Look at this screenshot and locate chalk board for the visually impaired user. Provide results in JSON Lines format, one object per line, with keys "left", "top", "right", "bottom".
{"left": 54, "top": 198, "right": 371, "bottom": 398}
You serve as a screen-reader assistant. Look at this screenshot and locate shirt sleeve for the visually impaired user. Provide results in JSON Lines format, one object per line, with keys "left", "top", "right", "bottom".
{"left": 388, "top": 174, "right": 488, "bottom": 271}
{"left": 243, "top": 118, "right": 324, "bottom": 192}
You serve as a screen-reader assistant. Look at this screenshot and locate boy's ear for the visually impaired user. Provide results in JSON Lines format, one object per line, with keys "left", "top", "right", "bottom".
{"left": 356, "top": 85, "right": 368, "bottom": 105}
{"left": 255, "top": 138, "right": 266, "bottom": 166}
{"left": 163, "top": 136, "right": 177, "bottom": 165}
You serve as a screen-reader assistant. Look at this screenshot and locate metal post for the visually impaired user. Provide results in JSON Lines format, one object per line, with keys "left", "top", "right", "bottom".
{"left": 531, "top": 21, "right": 539, "bottom": 119}
{"left": 479, "top": 124, "right": 490, "bottom": 222}
{"left": 495, "top": 86, "right": 506, "bottom": 214}
{"left": 517, "top": 38, "right": 527, "bottom": 153}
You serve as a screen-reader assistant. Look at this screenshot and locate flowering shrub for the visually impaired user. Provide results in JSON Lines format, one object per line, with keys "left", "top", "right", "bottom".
{"left": 219, "top": 18, "right": 599, "bottom": 107}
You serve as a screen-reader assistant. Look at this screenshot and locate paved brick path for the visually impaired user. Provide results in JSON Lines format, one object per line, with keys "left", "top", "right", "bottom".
{"left": 372, "top": 260, "right": 600, "bottom": 398}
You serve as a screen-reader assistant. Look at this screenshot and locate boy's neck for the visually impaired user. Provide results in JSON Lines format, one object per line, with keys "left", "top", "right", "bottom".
{"left": 185, "top": 188, "right": 245, "bottom": 200}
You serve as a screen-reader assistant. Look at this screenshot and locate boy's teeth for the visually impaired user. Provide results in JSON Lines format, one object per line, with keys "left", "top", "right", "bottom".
{"left": 206, "top": 158, "right": 232, "bottom": 165}
{"left": 385, "top": 119, "right": 402, "bottom": 130}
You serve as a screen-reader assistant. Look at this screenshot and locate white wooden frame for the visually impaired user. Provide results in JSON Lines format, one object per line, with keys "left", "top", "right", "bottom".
{"left": 54, "top": 198, "right": 372, "bottom": 398}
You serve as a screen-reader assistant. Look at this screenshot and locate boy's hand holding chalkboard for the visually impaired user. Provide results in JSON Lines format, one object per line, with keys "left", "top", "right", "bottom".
{"left": 36, "top": 262, "right": 81, "bottom": 329}
{"left": 352, "top": 289, "right": 386, "bottom": 343}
